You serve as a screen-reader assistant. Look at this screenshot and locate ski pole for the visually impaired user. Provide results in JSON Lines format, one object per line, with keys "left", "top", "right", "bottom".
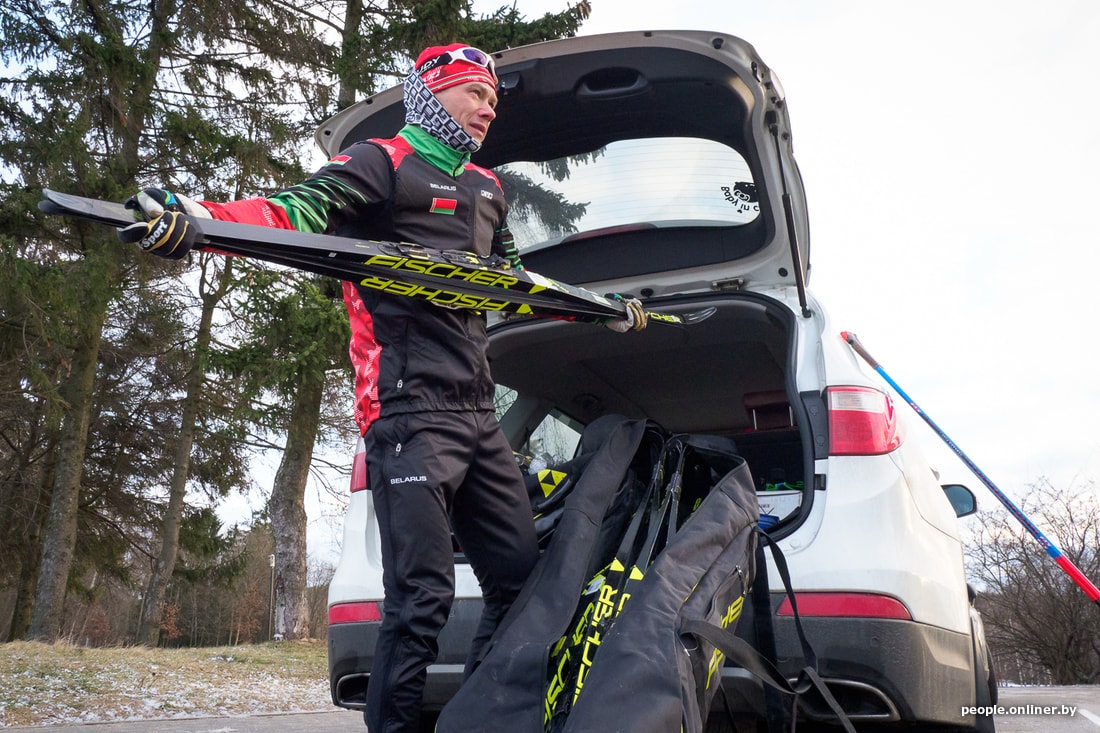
{"left": 841, "top": 331, "right": 1100, "bottom": 609}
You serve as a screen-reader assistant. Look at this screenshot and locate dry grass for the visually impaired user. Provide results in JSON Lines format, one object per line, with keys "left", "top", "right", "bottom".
{"left": 0, "top": 639, "right": 331, "bottom": 727}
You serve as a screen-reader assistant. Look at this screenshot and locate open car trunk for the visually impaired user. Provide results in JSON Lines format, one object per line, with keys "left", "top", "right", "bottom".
{"left": 489, "top": 292, "right": 815, "bottom": 537}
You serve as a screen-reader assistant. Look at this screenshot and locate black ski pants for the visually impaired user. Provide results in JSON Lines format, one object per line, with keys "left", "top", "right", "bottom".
{"left": 363, "top": 410, "right": 539, "bottom": 733}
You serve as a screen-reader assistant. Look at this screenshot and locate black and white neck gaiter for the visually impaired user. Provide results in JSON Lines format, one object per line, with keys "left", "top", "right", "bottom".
{"left": 403, "top": 70, "right": 482, "bottom": 154}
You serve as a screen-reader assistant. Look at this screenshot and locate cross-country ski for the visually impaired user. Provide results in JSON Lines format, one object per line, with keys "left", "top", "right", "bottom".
{"left": 39, "top": 189, "right": 714, "bottom": 327}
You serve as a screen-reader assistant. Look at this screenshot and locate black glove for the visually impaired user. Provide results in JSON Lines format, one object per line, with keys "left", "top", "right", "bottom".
{"left": 604, "top": 294, "right": 648, "bottom": 333}
{"left": 118, "top": 209, "right": 201, "bottom": 259}
{"left": 117, "top": 188, "right": 209, "bottom": 260}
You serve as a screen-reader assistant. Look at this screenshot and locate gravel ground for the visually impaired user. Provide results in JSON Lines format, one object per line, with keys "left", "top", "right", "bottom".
{"left": 0, "top": 640, "right": 331, "bottom": 728}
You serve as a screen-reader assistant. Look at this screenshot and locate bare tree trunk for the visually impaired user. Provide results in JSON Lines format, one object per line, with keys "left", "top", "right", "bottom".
{"left": 27, "top": 287, "right": 109, "bottom": 641}
{"left": 337, "top": 0, "right": 364, "bottom": 110}
{"left": 137, "top": 257, "right": 233, "bottom": 645}
{"left": 9, "top": 515, "right": 45, "bottom": 639}
{"left": 7, "top": 450, "right": 54, "bottom": 641}
{"left": 267, "top": 367, "right": 324, "bottom": 641}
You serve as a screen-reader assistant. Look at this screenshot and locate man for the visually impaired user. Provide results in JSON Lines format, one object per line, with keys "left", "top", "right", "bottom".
{"left": 119, "top": 43, "right": 647, "bottom": 732}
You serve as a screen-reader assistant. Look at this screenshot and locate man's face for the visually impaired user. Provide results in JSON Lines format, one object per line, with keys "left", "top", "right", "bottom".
{"left": 434, "top": 81, "right": 498, "bottom": 143}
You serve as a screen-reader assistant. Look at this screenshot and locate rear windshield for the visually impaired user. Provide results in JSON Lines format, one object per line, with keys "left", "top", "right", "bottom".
{"left": 493, "top": 137, "right": 759, "bottom": 251}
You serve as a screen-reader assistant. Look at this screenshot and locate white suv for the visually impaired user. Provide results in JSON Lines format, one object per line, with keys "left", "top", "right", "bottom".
{"left": 321, "top": 30, "right": 995, "bottom": 733}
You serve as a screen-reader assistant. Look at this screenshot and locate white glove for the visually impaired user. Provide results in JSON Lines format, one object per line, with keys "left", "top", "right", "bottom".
{"left": 604, "top": 297, "right": 648, "bottom": 333}
{"left": 131, "top": 188, "right": 212, "bottom": 219}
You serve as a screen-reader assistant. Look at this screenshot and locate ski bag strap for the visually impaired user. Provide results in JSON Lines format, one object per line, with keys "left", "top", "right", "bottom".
{"left": 758, "top": 529, "right": 856, "bottom": 732}
{"left": 752, "top": 538, "right": 788, "bottom": 733}
{"left": 681, "top": 528, "right": 858, "bottom": 733}
{"left": 679, "top": 617, "right": 856, "bottom": 733}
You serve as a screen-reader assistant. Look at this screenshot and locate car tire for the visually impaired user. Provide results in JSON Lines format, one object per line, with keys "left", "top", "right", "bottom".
{"left": 972, "top": 629, "right": 997, "bottom": 733}
{"left": 986, "top": 646, "right": 998, "bottom": 706}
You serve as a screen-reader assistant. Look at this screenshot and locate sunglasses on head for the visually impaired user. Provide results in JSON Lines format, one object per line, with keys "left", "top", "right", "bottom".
{"left": 417, "top": 47, "right": 495, "bottom": 77}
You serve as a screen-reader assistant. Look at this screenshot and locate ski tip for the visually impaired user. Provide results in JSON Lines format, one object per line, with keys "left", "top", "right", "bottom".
{"left": 41, "top": 188, "right": 68, "bottom": 207}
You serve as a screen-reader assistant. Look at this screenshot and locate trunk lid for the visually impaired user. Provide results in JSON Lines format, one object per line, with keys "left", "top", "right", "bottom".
{"left": 315, "top": 30, "right": 809, "bottom": 309}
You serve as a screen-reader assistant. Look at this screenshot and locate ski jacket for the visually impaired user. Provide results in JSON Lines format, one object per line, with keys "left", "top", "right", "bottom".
{"left": 201, "top": 126, "right": 521, "bottom": 435}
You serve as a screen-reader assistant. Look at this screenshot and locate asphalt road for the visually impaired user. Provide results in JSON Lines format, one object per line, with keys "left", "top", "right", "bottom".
{"left": 6, "top": 686, "right": 1097, "bottom": 732}
{"left": 993, "top": 685, "right": 1100, "bottom": 733}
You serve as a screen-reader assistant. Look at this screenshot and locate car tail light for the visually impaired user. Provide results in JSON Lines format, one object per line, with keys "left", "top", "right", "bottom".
{"left": 329, "top": 601, "right": 382, "bottom": 625}
{"left": 776, "top": 592, "right": 912, "bottom": 620}
{"left": 350, "top": 436, "right": 368, "bottom": 493}
{"left": 826, "top": 386, "right": 901, "bottom": 455}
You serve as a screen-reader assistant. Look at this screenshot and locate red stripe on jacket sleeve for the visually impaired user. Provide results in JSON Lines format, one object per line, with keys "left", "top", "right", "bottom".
{"left": 200, "top": 199, "right": 294, "bottom": 229}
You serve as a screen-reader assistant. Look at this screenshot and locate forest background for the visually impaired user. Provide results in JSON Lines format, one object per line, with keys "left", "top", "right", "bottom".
{"left": 0, "top": 0, "right": 592, "bottom": 648}
{"left": 1, "top": 0, "right": 1097, "bottom": 688}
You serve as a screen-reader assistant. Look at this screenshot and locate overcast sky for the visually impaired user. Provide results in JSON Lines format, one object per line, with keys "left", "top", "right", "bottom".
{"left": 227, "top": 1, "right": 1100, "bottom": 562}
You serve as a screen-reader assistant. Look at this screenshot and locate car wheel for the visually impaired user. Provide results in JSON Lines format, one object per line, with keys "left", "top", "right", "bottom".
{"left": 931, "top": 623, "right": 997, "bottom": 733}
{"left": 972, "top": 632, "right": 997, "bottom": 733}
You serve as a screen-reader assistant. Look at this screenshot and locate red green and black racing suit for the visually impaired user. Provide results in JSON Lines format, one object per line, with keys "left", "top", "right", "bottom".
{"left": 200, "top": 124, "right": 538, "bottom": 733}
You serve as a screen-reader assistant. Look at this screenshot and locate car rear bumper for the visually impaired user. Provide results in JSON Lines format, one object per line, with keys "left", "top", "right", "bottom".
{"left": 330, "top": 601, "right": 978, "bottom": 729}
{"left": 328, "top": 598, "right": 486, "bottom": 710}
{"left": 720, "top": 615, "right": 978, "bottom": 727}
